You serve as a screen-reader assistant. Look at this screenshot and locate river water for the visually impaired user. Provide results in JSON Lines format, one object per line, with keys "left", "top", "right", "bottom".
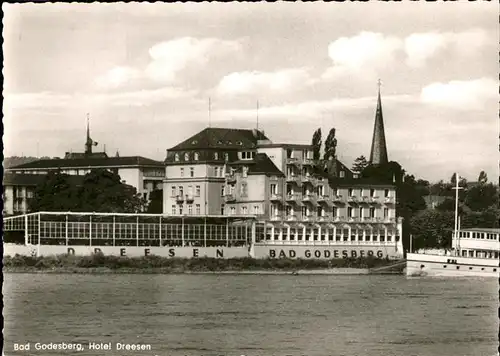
{"left": 3, "top": 273, "right": 498, "bottom": 356}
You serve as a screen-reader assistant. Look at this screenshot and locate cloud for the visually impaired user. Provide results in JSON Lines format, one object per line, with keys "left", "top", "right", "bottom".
{"left": 420, "top": 78, "right": 496, "bottom": 109}
{"left": 145, "top": 37, "right": 242, "bottom": 83}
{"left": 322, "top": 32, "right": 402, "bottom": 80}
{"left": 95, "top": 66, "right": 142, "bottom": 89}
{"left": 214, "top": 94, "right": 415, "bottom": 121}
{"left": 4, "top": 87, "right": 198, "bottom": 110}
{"left": 405, "top": 29, "right": 489, "bottom": 67}
{"left": 216, "top": 68, "right": 312, "bottom": 96}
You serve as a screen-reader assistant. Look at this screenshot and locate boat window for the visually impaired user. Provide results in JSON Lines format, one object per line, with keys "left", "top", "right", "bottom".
{"left": 420, "top": 264, "right": 425, "bottom": 269}
{"left": 456, "top": 266, "right": 460, "bottom": 269}
{"left": 469, "top": 267, "right": 473, "bottom": 270}
{"left": 481, "top": 268, "right": 485, "bottom": 271}
{"left": 493, "top": 269, "right": 497, "bottom": 272}
{"left": 443, "top": 265, "right": 447, "bottom": 268}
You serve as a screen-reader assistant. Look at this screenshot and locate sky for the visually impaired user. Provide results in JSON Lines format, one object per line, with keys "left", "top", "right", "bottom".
{"left": 3, "top": 2, "right": 498, "bottom": 182}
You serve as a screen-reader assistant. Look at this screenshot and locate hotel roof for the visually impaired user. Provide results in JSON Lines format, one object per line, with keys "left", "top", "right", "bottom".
{"left": 230, "top": 153, "right": 284, "bottom": 177}
{"left": 7, "top": 156, "right": 164, "bottom": 170}
{"left": 168, "top": 127, "right": 269, "bottom": 151}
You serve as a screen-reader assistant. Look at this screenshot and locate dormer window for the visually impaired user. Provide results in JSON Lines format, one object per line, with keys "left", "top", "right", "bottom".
{"left": 227, "top": 141, "right": 232, "bottom": 145}
{"left": 194, "top": 152, "right": 199, "bottom": 161}
{"left": 184, "top": 153, "right": 189, "bottom": 161}
{"left": 191, "top": 140, "right": 198, "bottom": 145}
{"left": 217, "top": 140, "right": 223, "bottom": 145}
{"left": 237, "top": 141, "right": 243, "bottom": 146}
{"left": 214, "top": 152, "right": 219, "bottom": 160}
{"left": 224, "top": 153, "right": 229, "bottom": 161}
{"left": 340, "top": 171, "right": 345, "bottom": 178}
{"left": 174, "top": 153, "right": 180, "bottom": 162}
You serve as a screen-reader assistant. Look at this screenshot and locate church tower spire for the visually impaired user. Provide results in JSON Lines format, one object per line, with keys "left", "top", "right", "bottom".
{"left": 369, "top": 80, "right": 388, "bottom": 165}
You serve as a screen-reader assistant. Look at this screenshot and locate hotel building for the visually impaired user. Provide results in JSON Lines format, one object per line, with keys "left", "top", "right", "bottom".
{"left": 163, "top": 88, "right": 403, "bottom": 248}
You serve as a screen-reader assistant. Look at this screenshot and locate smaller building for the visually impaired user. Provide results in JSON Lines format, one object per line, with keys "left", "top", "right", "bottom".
{"left": 3, "top": 173, "right": 84, "bottom": 216}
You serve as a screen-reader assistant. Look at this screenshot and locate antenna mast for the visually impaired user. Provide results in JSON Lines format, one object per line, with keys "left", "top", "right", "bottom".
{"left": 452, "top": 173, "right": 463, "bottom": 255}
{"left": 208, "top": 98, "right": 211, "bottom": 128}
{"left": 256, "top": 100, "right": 259, "bottom": 131}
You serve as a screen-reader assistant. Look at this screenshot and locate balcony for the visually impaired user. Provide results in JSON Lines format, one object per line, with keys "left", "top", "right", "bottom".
{"left": 302, "top": 158, "right": 314, "bottom": 166}
{"left": 270, "top": 214, "right": 284, "bottom": 221}
{"left": 224, "top": 194, "right": 236, "bottom": 202}
{"left": 317, "top": 214, "right": 332, "bottom": 222}
{"left": 303, "top": 193, "right": 318, "bottom": 204}
{"left": 286, "top": 192, "right": 302, "bottom": 201}
{"left": 362, "top": 216, "right": 376, "bottom": 223}
{"left": 185, "top": 194, "right": 194, "bottom": 203}
{"left": 286, "top": 175, "right": 302, "bottom": 185}
{"left": 225, "top": 173, "right": 237, "bottom": 183}
{"left": 286, "top": 157, "right": 300, "bottom": 166}
{"left": 175, "top": 195, "right": 184, "bottom": 203}
{"left": 384, "top": 196, "right": 395, "bottom": 204}
{"left": 334, "top": 216, "right": 346, "bottom": 222}
{"left": 303, "top": 215, "right": 317, "bottom": 222}
{"left": 302, "top": 175, "right": 318, "bottom": 186}
{"left": 317, "top": 194, "right": 329, "bottom": 202}
{"left": 286, "top": 215, "right": 298, "bottom": 221}
{"left": 332, "top": 195, "right": 344, "bottom": 203}
{"left": 347, "top": 195, "right": 359, "bottom": 203}
{"left": 270, "top": 193, "right": 283, "bottom": 201}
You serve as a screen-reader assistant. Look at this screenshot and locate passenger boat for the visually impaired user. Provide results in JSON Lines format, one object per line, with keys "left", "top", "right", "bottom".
{"left": 406, "top": 176, "right": 499, "bottom": 277}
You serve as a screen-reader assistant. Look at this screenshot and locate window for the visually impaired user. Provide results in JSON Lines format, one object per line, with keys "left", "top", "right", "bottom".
{"left": 221, "top": 205, "right": 225, "bottom": 215}
{"left": 187, "top": 185, "right": 193, "bottom": 196}
{"left": 224, "top": 153, "right": 229, "bottom": 161}
{"left": 384, "top": 208, "right": 389, "bottom": 218}
{"left": 214, "top": 167, "right": 219, "bottom": 177}
{"left": 332, "top": 207, "right": 337, "bottom": 217}
{"left": 172, "top": 205, "right": 176, "bottom": 214}
{"left": 384, "top": 189, "right": 389, "bottom": 197}
{"left": 188, "top": 205, "right": 193, "bottom": 215}
{"left": 317, "top": 206, "right": 323, "bottom": 217}
{"left": 348, "top": 207, "right": 353, "bottom": 217}
{"left": 242, "top": 206, "right": 248, "bottom": 215}
{"left": 340, "top": 171, "right": 345, "bottom": 178}
{"left": 370, "top": 207, "right": 376, "bottom": 218}
{"left": 253, "top": 205, "right": 260, "bottom": 214}
{"left": 179, "top": 186, "right": 184, "bottom": 196}
{"left": 370, "top": 189, "right": 375, "bottom": 197}
{"left": 270, "top": 184, "right": 277, "bottom": 195}
{"left": 174, "top": 153, "right": 180, "bottom": 162}
{"left": 221, "top": 186, "right": 225, "bottom": 196}
{"left": 179, "top": 205, "right": 183, "bottom": 215}
{"left": 190, "top": 167, "right": 194, "bottom": 177}
{"left": 230, "top": 207, "right": 236, "bottom": 215}
{"left": 240, "top": 182, "right": 248, "bottom": 197}
{"left": 196, "top": 204, "right": 201, "bottom": 215}
{"left": 241, "top": 151, "right": 253, "bottom": 160}
{"left": 359, "top": 207, "right": 363, "bottom": 218}
{"left": 195, "top": 185, "right": 201, "bottom": 197}
{"left": 184, "top": 153, "right": 189, "bottom": 161}
{"left": 242, "top": 166, "right": 248, "bottom": 178}
{"left": 348, "top": 188, "right": 354, "bottom": 197}
{"left": 214, "top": 152, "right": 219, "bottom": 160}
{"left": 194, "top": 152, "right": 199, "bottom": 161}
{"left": 171, "top": 186, "right": 176, "bottom": 197}
{"left": 180, "top": 168, "right": 184, "bottom": 177}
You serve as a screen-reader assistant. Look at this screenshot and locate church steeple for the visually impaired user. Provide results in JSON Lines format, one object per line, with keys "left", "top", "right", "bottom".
{"left": 85, "top": 113, "right": 98, "bottom": 155}
{"left": 369, "top": 80, "right": 388, "bottom": 165}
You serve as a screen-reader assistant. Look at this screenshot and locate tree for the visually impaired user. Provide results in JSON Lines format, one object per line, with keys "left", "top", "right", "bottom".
{"left": 477, "top": 171, "right": 488, "bottom": 184}
{"left": 323, "top": 128, "right": 337, "bottom": 162}
{"left": 410, "top": 209, "right": 455, "bottom": 250}
{"left": 464, "top": 183, "right": 498, "bottom": 212}
{"left": 30, "top": 172, "right": 80, "bottom": 212}
{"left": 311, "top": 128, "right": 322, "bottom": 161}
{"left": 450, "top": 173, "right": 457, "bottom": 185}
{"left": 30, "top": 169, "right": 146, "bottom": 213}
{"left": 147, "top": 189, "right": 163, "bottom": 214}
{"left": 351, "top": 155, "right": 369, "bottom": 174}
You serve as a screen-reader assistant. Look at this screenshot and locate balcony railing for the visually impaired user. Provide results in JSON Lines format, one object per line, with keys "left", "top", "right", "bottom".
{"left": 317, "top": 215, "right": 332, "bottom": 222}
{"left": 334, "top": 216, "right": 346, "bottom": 222}
{"left": 225, "top": 174, "right": 237, "bottom": 183}
{"left": 302, "top": 158, "right": 314, "bottom": 165}
{"left": 286, "top": 193, "right": 302, "bottom": 201}
{"left": 185, "top": 194, "right": 194, "bottom": 202}
{"left": 384, "top": 197, "right": 395, "bottom": 204}
{"left": 175, "top": 195, "right": 184, "bottom": 203}
{"left": 332, "top": 195, "right": 343, "bottom": 202}
{"left": 286, "top": 175, "right": 302, "bottom": 184}
{"left": 317, "top": 194, "right": 329, "bottom": 201}
{"left": 302, "top": 215, "right": 317, "bottom": 222}
{"left": 270, "top": 214, "right": 284, "bottom": 221}
{"left": 224, "top": 194, "right": 236, "bottom": 202}
{"left": 286, "top": 215, "right": 298, "bottom": 221}
{"left": 303, "top": 193, "right": 318, "bottom": 203}
{"left": 270, "top": 193, "right": 283, "bottom": 201}
{"left": 347, "top": 195, "right": 359, "bottom": 203}
{"left": 286, "top": 157, "right": 300, "bottom": 165}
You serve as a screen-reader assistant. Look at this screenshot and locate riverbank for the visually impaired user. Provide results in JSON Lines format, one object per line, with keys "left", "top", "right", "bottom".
{"left": 3, "top": 254, "right": 405, "bottom": 274}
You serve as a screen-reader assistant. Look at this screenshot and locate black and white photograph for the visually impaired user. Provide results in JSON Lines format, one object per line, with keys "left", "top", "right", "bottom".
{"left": 2, "top": 2, "right": 498, "bottom": 356}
